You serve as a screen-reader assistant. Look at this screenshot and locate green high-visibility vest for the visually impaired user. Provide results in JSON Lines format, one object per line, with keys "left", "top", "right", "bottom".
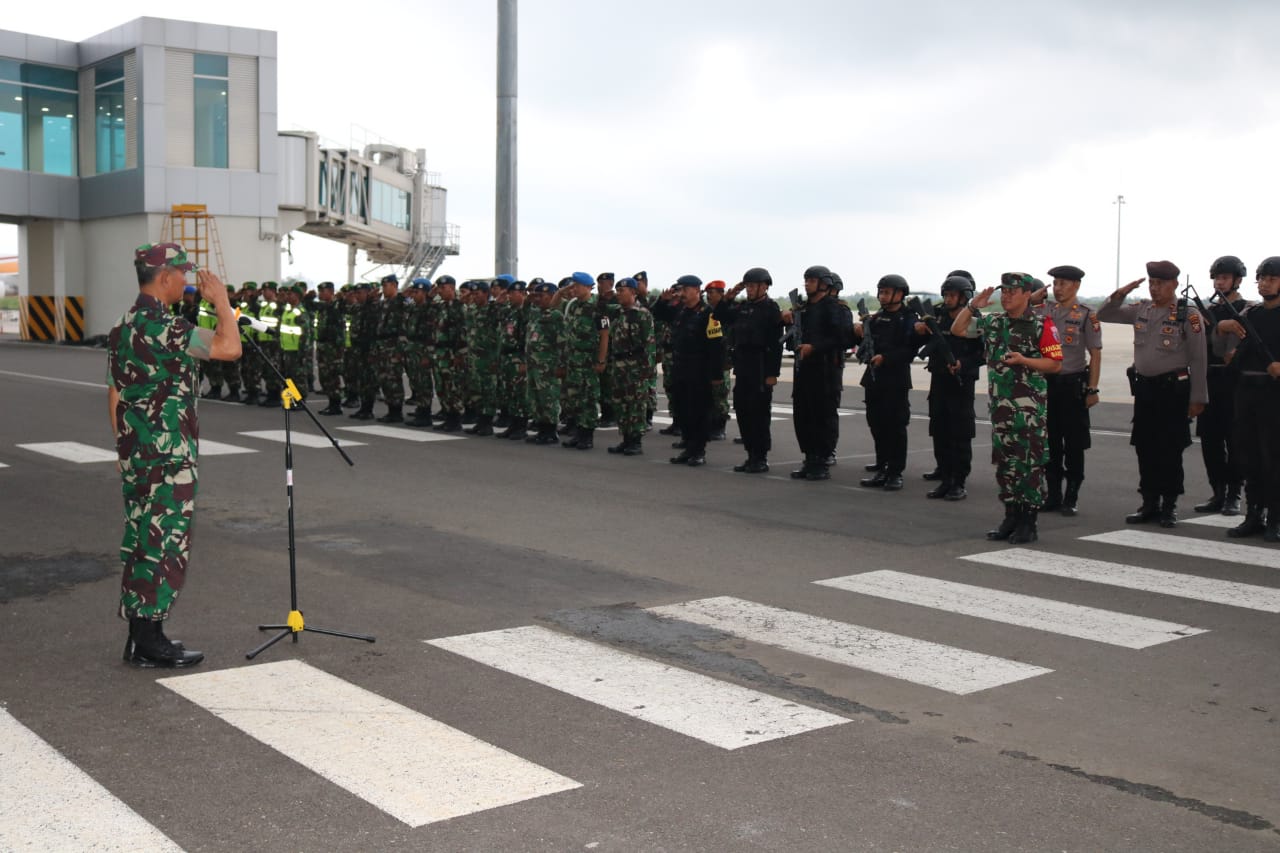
{"left": 197, "top": 299, "right": 218, "bottom": 330}
{"left": 279, "top": 306, "right": 303, "bottom": 352}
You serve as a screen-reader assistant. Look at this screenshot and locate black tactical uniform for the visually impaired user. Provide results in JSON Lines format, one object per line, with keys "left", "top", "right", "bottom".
{"left": 1227, "top": 256, "right": 1280, "bottom": 540}
{"left": 651, "top": 275, "right": 725, "bottom": 466}
{"left": 858, "top": 275, "right": 923, "bottom": 491}
{"left": 787, "top": 270, "right": 844, "bottom": 481}
{"left": 713, "top": 268, "right": 783, "bottom": 472}
{"left": 924, "top": 277, "right": 984, "bottom": 500}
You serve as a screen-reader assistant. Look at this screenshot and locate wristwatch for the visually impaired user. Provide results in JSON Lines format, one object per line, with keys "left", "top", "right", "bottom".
{"left": 969, "top": 306, "right": 981, "bottom": 317}
{"left": 1084, "top": 387, "right": 1099, "bottom": 395}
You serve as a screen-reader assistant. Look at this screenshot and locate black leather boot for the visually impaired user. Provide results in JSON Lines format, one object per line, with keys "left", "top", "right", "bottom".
{"left": 377, "top": 404, "right": 404, "bottom": 424}
{"left": 622, "top": 437, "right": 644, "bottom": 456}
{"left": 533, "top": 423, "right": 559, "bottom": 444}
{"left": 987, "top": 504, "right": 1019, "bottom": 541}
{"left": 921, "top": 467, "right": 944, "bottom": 481}
{"left": 1042, "top": 476, "right": 1063, "bottom": 512}
{"left": 1193, "top": 485, "right": 1224, "bottom": 513}
{"left": 1061, "top": 480, "right": 1081, "bottom": 516}
{"left": 319, "top": 398, "right": 344, "bottom": 416}
{"left": 1158, "top": 494, "right": 1179, "bottom": 528}
{"left": 1008, "top": 509, "right": 1039, "bottom": 544}
{"left": 124, "top": 618, "right": 203, "bottom": 669}
{"left": 575, "top": 428, "right": 594, "bottom": 450}
{"left": 506, "top": 418, "right": 528, "bottom": 440}
{"left": 466, "top": 414, "right": 494, "bottom": 436}
{"left": 1125, "top": 494, "right": 1160, "bottom": 524}
{"left": 790, "top": 458, "right": 815, "bottom": 480}
{"left": 557, "top": 420, "right": 577, "bottom": 436}
{"left": 927, "top": 479, "right": 952, "bottom": 499}
{"left": 944, "top": 479, "right": 968, "bottom": 501}
{"left": 1228, "top": 506, "right": 1265, "bottom": 538}
{"left": 860, "top": 471, "right": 888, "bottom": 488}
{"left": 1222, "top": 484, "right": 1242, "bottom": 516}
{"left": 406, "top": 408, "right": 434, "bottom": 427}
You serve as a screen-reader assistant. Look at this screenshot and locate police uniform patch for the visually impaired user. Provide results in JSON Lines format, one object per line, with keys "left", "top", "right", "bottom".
{"left": 707, "top": 317, "right": 723, "bottom": 339}
{"left": 1189, "top": 313, "right": 1202, "bottom": 333}
{"left": 597, "top": 316, "right": 609, "bottom": 330}
{"left": 1090, "top": 315, "right": 1101, "bottom": 333}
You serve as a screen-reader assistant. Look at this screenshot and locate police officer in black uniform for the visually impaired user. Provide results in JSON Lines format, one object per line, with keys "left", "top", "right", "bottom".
{"left": 1194, "top": 255, "right": 1249, "bottom": 515}
{"left": 855, "top": 274, "right": 923, "bottom": 491}
{"left": 784, "top": 265, "right": 844, "bottom": 481}
{"left": 1218, "top": 256, "right": 1280, "bottom": 540}
{"left": 715, "top": 267, "right": 783, "bottom": 473}
{"left": 651, "top": 275, "right": 725, "bottom": 466}
{"left": 918, "top": 273, "right": 984, "bottom": 500}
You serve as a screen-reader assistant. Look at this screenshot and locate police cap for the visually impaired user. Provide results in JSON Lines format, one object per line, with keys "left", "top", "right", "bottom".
{"left": 317, "top": 280, "right": 335, "bottom": 290}
{"left": 1209, "top": 256, "right": 1247, "bottom": 278}
{"left": 1047, "top": 265, "right": 1085, "bottom": 282}
{"left": 1145, "top": 260, "right": 1181, "bottom": 281}
{"left": 633, "top": 270, "right": 648, "bottom": 282}
{"left": 472, "top": 280, "right": 490, "bottom": 293}
{"left": 558, "top": 276, "right": 574, "bottom": 288}
{"left": 509, "top": 280, "right": 527, "bottom": 292}
{"left": 411, "top": 277, "right": 431, "bottom": 289}
{"left": 597, "top": 272, "right": 615, "bottom": 282}
{"left": 380, "top": 273, "right": 399, "bottom": 285}
{"left": 742, "top": 267, "right": 772, "bottom": 285}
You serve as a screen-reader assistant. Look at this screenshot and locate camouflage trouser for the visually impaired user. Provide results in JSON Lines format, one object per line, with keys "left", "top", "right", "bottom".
{"left": 241, "top": 340, "right": 263, "bottom": 394}
{"left": 562, "top": 354, "right": 600, "bottom": 429}
{"left": 990, "top": 395, "right": 1049, "bottom": 507}
{"left": 468, "top": 353, "right": 499, "bottom": 416}
{"left": 647, "top": 371, "right": 658, "bottom": 417}
{"left": 599, "top": 362, "right": 615, "bottom": 419}
{"left": 280, "top": 349, "right": 302, "bottom": 390}
{"left": 225, "top": 356, "right": 243, "bottom": 391}
{"left": 317, "top": 342, "right": 344, "bottom": 399}
{"left": 713, "top": 367, "right": 731, "bottom": 420}
{"left": 433, "top": 347, "right": 465, "bottom": 414}
{"left": 344, "top": 348, "right": 364, "bottom": 400}
{"left": 260, "top": 340, "right": 283, "bottom": 396}
{"left": 373, "top": 339, "right": 404, "bottom": 406}
{"left": 527, "top": 356, "right": 560, "bottom": 426}
{"left": 118, "top": 456, "right": 197, "bottom": 620}
{"left": 403, "top": 340, "right": 434, "bottom": 410}
{"left": 499, "top": 353, "right": 527, "bottom": 418}
{"left": 200, "top": 358, "right": 223, "bottom": 390}
{"left": 661, "top": 350, "right": 676, "bottom": 419}
{"left": 302, "top": 341, "right": 315, "bottom": 389}
{"left": 613, "top": 358, "right": 649, "bottom": 440}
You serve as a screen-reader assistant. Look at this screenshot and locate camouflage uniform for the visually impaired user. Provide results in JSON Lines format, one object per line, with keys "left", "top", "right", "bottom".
{"left": 467, "top": 298, "right": 501, "bottom": 419}
{"left": 108, "top": 294, "right": 205, "bottom": 621}
{"left": 607, "top": 301, "right": 656, "bottom": 447}
{"left": 257, "top": 296, "right": 284, "bottom": 403}
{"left": 404, "top": 296, "right": 435, "bottom": 418}
{"left": 314, "top": 295, "right": 346, "bottom": 408}
{"left": 977, "top": 312, "right": 1063, "bottom": 507}
{"left": 432, "top": 296, "right": 468, "bottom": 423}
{"left": 239, "top": 294, "right": 264, "bottom": 401}
{"left": 498, "top": 298, "right": 529, "bottom": 423}
{"left": 560, "top": 294, "right": 606, "bottom": 432}
{"left": 373, "top": 291, "right": 408, "bottom": 412}
{"left": 525, "top": 299, "right": 564, "bottom": 438}
{"left": 350, "top": 291, "right": 379, "bottom": 416}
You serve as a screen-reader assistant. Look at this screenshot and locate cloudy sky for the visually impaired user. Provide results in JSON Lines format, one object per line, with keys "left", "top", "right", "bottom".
{"left": 4, "top": 0, "right": 1279, "bottom": 298}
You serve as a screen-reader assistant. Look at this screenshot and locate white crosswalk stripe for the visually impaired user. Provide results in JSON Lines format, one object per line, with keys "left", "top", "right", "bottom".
{"left": 158, "top": 660, "right": 580, "bottom": 827}
{"left": 338, "top": 425, "right": 465, "bottom": 442}
{"left": 649, "top": 596, "right": 1051, "bottom": 695}
{"left": 960, "top": 548, "right": 1280, "bottom": 613}
{"left": 1082, "top": 529, "right": 1280, "bottom": 570}
{"left": 815, "top": 570, "right": 1206, "bottom": 648}
{"left": 198, "top": 439, "right": 258, "bottom": 455}
{"left": 427, "top": 625, "right": 848, "bottom": 749}
{"left": 0, "top": 707, "right": 183, "bottom": 851}
{"left": 1179, "top": 514, "right": 1241, "bottom": 528}
{"left": 17, "top": 441, "right": 118, "bottom": 463}
{"left": 238, "top": 430, "right": 366, "bottom": 449}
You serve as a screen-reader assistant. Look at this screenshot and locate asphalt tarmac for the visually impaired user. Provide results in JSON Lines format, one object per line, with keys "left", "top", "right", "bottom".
{"left": 1, "top": 340, "right": 1277, "bottom": 852}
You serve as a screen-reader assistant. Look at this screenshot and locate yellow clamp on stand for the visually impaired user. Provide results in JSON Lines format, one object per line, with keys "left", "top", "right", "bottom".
{"left": 286, "top": 610, "right": 305, "bottom": 633}
{"left": 281, "top": 379, "right": 303, "bottom": 409}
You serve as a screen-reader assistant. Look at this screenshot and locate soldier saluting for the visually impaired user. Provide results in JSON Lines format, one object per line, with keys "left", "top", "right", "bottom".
{"left": 1098, "top": 260, "right": 1208, "bottom": 527}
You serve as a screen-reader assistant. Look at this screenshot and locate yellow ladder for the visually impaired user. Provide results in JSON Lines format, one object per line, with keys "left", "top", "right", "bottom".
{"left": 160, "top": 204, "right": 227, "bottom": 280}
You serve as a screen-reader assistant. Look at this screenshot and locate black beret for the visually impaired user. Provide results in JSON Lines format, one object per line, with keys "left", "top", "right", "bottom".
{"left": 1047, "top": 265, "right": 1085, "bottom": 281}
{"left": 1145, "top": 260, "right": 1181, "bottom": 280}
{"left": 317, "top": 280, "right": 335, "bottom": 290}
{"left": 742, "top": 267, "right": 772, "bottom": 285}
{"left": 435, "top": 275, "right": 457, "bottom": 286}
{"left": 508, "top": 280, "right": 527, "bottom": 292}
{"left": 676, "top": 274, "right": 703, "bottom": 288}
{"left": 597, "top": 272, "right": 615, "bottom": 282}
{"left": 380, "top": 273, "right": 399, "bottom": 285}
{"left": 633, "top": 270, "right": 648, "bottom": 281}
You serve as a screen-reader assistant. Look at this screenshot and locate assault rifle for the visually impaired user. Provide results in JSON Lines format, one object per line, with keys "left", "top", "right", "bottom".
{"left": 1213, "top": 285, "right": 1280, "bottom": 367}
{"left": 907, "top": 296, "right": 961, "bottom": 384}
{"left": 855, "top": 297, "right": 876, "bottom": 381}
{"left": 786, "top": 288, "right": 805, "bottom": 377}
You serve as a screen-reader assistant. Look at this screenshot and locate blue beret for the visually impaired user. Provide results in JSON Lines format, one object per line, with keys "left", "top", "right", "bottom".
{"left": 458, "top": 280, "right": 474, "bottom": 291}
{"left": 494, "top": 274, "right": 516, "bottom": 284}
{"left": 509, "top": 280, "right": 527, "bottom": 292}
{"left": 183, "top": 285, "right": 197, "bottom": 294}
{"left": 380, "top": 273, "right": 399, "bottom": 285}
{"left": 411, "top": 277, "right": 432, "bottom": 288}
{"left": 571, "top": 271, "right": 595, "bottom": 287}
{"left": 435, "top": 275, "right": 456, "bottom": 286}
{"left": 616, "top": 277, "right": 638, "bottom": 290}
{"left": 676, "top": 274, "right": 703, "bottom": 288}
{"left": 473, "top": 280, "right": 490, "bottom": 293}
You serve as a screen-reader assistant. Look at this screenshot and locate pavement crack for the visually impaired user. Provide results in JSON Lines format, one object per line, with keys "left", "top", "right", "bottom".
{"left": 540, "top": 603, "right": 909, "bottom": 725}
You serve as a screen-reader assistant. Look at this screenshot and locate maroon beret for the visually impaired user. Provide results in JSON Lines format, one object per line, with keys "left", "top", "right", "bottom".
{"left": 1145, "top": 260, "right": 1181, "bottom": 280}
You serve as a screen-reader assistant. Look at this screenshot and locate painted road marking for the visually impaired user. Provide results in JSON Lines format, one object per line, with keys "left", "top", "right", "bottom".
{"left": 338, "top": 425, "right": 465, "bottom": 442}
{"left": 816, "top": 570, "right": 1206, "bottom": 648}
{"left": 238, "top": 430, "right": 365, "bottom": 449}
{"left": 1082, "top": 530, "right": 1280, "bottom": 570}
{"left": 158, "top": 660, "right": 579, "bottom": 827}
{"left": 427, "top": 625, "right": 847, "bottom": 749}
{"left": 198, "top": 439, "right": 258, "bottom": 456}
{"left": 960, "top": 548, "right": 1280, "bottom": 613}
{"left": 649, "top": 596, "right": 1051, "bottom": 695}
{"left": 17, "top": 441, "right": 117, "bottom": 464}
{"left": 0, "top": 708, "right": 183, "bottom": 851}
{"left": 1179, "top": 514, "right": 1241, "bottom": 529}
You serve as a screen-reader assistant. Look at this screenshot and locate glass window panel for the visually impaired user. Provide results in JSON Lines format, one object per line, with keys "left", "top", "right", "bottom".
{"left": 24, "top": 85, "right": 76, "bottom": 175}
{"left": 0, "top": 81, "right": 22, "bottom": 171}
{"left": 95, "top": 86, "right": 125, "bottom": 173}
{"left": 0, "top": 59, "right": 20, "bottom": 83}
{"left": 193, "top": 53, "right": 228, "bottom": 77}
{"left": 95, "top": 56, "right": 125, "bottom": 87}
{"left": 21, "top": 64, "right": 77, "bottom": 91}
{"left": 193, "top": 76, "right": 227, "bottom": 168}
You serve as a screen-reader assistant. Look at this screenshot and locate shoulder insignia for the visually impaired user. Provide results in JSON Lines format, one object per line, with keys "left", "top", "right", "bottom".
{"left": 1189, "top": 313, "right": 1202, "bottom": 334}
{"left": 706, "top": 316, "right": 723, "bottom": 340}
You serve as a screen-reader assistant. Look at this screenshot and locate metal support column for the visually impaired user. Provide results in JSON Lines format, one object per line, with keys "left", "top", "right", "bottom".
{"left": 496, "top": 0, "right": 518, "bottom": 277}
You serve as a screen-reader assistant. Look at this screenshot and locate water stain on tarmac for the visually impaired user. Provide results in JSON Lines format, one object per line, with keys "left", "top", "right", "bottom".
{"left": 0, "top": 552, "right": 112, "bottom": 601}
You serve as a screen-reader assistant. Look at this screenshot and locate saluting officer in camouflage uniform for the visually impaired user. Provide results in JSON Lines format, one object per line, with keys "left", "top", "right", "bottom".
{"left": 404, "top": 278, "right": 437, "bottom": 427}
{"left": 557, "top": 271, "right": 609, "bottom": 450}
{"left": 313, "top": 281, "right": 346, "bottom": 415}
{"left": 524, "top": 279, "right": 565, "bottom": 444}
{"left": 1099, "top": 260, "right": 1209, "bottom": 527}
{"left": 431, "top": 276, "right": 468, "bottom": 432}
{"left": 952, "top": 273, "right": 1064, "bottom": 544}
{"left": 604, "top": 277, "right": 656, "bottom": 456}
{"left": 108, "top": 243, "right": 241, "bottom": 668}
{"left": 1034, "top": 265, "right": 1103, "bottom": 515}
{"left": 496, "top": 279, "right": 531, "bottom": 439}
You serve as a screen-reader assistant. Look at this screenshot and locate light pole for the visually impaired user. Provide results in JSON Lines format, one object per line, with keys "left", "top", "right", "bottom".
{"left": 496, "top": 0, "right": 518, "bottom": 277}
{"left": 1113, "top": 194, "right": 1125, "bottom": 288}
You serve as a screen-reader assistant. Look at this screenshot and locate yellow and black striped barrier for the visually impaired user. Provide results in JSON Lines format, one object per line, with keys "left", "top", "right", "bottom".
{"left": 62, "top": 297, "right": 84, "bottom": 342}
{"left": 24, "top": 296, "right": 57, "bottom": 341}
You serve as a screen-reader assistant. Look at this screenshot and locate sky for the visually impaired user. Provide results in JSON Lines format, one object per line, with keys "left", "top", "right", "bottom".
{"left": 3, "top": 0, "right": 1279, "bottom": 299}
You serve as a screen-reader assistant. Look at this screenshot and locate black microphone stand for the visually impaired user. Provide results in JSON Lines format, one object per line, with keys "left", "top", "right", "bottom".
{"left": 236, "top": 319, "right": 376, "bottom": 659}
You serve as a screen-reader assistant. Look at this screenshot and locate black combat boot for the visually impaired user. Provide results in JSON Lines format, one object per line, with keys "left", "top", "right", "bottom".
{"left": 224, "top": 385, "right": 242, "bottom": 403}
{"left": 709, "top": 417, "right": 726, "bottom": 441}
{"left": 860, "top": 470, "right": 888, "bottom": 488}
{"left": 201, "top": 386, "right": 221, "bottom": 400}
{"left": 342, "top": 394, "right": 359, "bottom": 408}
{"left": 241, "top": 389, "right": 259, "bottom": 405}
{"left": 1222, "top": 484, "right": 1242, "bottom": 516}
{"left": 733, "top": 456, "right": 754, "bottom": 472}
{"left": 744, "top": 456, "right": 769, "bottom": 473}
{"left": 658, "top": 424, "right": 681, "bottom": 436}
{"left": 557, "top": 419, "right": 577, "bottom": 436}
{"left": 1061, "top": 480, "right": 1081, "bottom": 516}
{"left": 319, "top": 398, "right": 344, "bottom": 416}
{"left": 987, "top": 504, "right": 1019, "bottom": 541}
{"left": 461, "top": 408, "right": 478, "bottom": 425}
{"left": 406, "top": 407, "right": 433, "bottom": 427}
{"left": 259, "top": 390, "right": 279, "bottom": 407}
{"left": 1158, "top": 494, "right": 1179, "bottom": 528}
{"left": 1227, "top": 505, "right": 1265, "bottom": 538}
{"left": 433, "top": 412, "right": 462, "bottom": 432}
{"left": 791, "top": 457, "right": 816, "bottom": 479}
{"left": 921, "top": 467, "right": 944, "bottom": 481}
{"left": 622, "top": 436, "right": 643, "bottom": 456}
{"left": 124, "top": 618, "right": 203, "bottom": 669}
{"left": 608, "top": 439, "right": 628, "bottom": 454}
{"left": 927, "top": 479, "right": 952, "bottom": 499}
{"left": 806, "top": 463, "right": 830, "bottom": 481}
{"left": 866, "top": 461, "right": 884, "bottom": 472}
{"left": 494, "top": 412, "right": 512, "bottom": 429}
{"left": 466, "top": 414, "right": 494, "bottom": 436}
{"left": 1265, "top": 507, "right": 1280, "bottom": 543}
{"left": 1008, "top": 508, "right": 1039, "bottom": 544}
{"left": 506, "top": 418, "right": 528, "bottom": 440}
{"left": 944, "top": 479, "right": 967, "bottom": 501}
{"left": 881, "top": 473, "right": 904, "bottom": 491}
{"left": 1193, "top": 484, "right": 1224, "bottom": 513}
{"left": 1125, "top": 494, "right": 1160, "bottom": 524}
{"left": 533, "top": 423, "right": 559, "bottom": 444}
{"left": 575, "top": 428, "right": 594, "bottom": 450}
{"left": 561, "top": 428, "right": 581, "bottom": 448}
{"left": 377, "top": 404, "right": 404, "bottom": 424}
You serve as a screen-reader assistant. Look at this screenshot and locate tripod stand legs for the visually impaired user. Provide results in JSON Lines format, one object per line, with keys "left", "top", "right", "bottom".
{"left": 245, "top": 611, "right": 377, "bottom": 660}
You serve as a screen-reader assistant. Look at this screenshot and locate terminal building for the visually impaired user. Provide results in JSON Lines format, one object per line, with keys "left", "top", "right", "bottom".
{"left": 0, "top": 17, "right": 458, "bottom": 339}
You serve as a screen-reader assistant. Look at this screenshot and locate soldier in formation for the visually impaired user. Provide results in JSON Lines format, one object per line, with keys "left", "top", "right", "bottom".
{"left": 854, "top": 274, "right": 922, "bottom": 491}
{"left": 604, "top": 277, "right": 656, "bottom": 455}
{"left": 714, "top": 268, "right": 783, "bottom": 473}
{"left": 1193, "top": 255, "right": 1249, "bottom": 515}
